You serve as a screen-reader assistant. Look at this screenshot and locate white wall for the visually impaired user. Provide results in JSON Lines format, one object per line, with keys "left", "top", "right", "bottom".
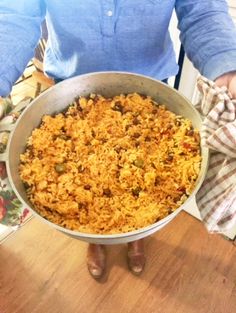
{"left": 228, "top": 0, "right": 236, "bottom": 21}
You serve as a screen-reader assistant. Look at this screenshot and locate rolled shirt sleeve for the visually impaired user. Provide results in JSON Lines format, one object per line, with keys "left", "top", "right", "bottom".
{"left": 175, "top": 0, "right": 236, "bottom": 80}
{"left": 0, "top": 0, "right": 45, "bottom": 96}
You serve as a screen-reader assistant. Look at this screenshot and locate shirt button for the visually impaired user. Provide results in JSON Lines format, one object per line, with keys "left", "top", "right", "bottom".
{"left": 107, "top": 10, "right": 113, "bottom": 17}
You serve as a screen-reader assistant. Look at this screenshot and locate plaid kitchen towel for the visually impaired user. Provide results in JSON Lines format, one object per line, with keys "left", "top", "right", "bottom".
{"left": 195, "top": 76, "right": 236, "bottom": 233}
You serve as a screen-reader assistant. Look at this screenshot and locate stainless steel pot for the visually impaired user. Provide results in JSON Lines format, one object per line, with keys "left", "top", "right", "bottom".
{"left": 6, "top": 72, "right": 209, "bottom": 244}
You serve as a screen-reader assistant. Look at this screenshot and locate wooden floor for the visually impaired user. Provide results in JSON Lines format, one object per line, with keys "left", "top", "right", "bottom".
{"left": 0, "top": 212, "right": 235, "bottom": 313}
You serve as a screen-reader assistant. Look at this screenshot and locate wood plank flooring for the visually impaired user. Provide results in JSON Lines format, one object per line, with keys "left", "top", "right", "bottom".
{"left": 0, "top": 212, "right": 235, "bottom": 313}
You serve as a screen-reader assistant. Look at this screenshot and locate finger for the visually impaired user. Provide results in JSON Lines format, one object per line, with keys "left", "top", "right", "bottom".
{"left": 230, "top": 91, "right": 236, "bottom": 99}
{"left": 228, "top": 75, "right": 236, "bottom": 99}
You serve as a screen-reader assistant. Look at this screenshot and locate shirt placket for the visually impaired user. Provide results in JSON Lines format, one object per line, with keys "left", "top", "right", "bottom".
{"left": 101, "top": 0, "right": 115, "bottom": 37}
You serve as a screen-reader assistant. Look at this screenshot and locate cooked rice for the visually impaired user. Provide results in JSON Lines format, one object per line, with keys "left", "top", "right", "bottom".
{"left": 19, "top": 93, "right": 201, "bottom": 234}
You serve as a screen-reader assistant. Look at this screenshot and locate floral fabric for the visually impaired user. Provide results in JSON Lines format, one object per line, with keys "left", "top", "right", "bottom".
{"left": 0, "top": 98, "right": 31, "bottom": 227}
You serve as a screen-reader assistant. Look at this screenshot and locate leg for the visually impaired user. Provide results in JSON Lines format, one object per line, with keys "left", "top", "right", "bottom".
{"left": 87, "top": 243, "right": 106, "bottom": 279}
{"left": 127, "top": 239, "right": 146, "bottom": 274}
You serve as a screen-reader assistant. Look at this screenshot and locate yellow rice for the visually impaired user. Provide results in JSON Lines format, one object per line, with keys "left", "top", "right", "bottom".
{"left": 19, "top": 93, "right": 201, "bottom": 234}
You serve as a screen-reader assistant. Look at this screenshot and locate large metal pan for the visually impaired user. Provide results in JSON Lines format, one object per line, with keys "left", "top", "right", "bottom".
{"left": 6, "top": 72, "right": 209, "bottom": 244}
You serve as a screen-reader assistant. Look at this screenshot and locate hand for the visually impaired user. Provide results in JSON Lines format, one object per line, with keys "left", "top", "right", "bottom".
{"left": 215, "top": 71, "right": 236, "bottom": 99}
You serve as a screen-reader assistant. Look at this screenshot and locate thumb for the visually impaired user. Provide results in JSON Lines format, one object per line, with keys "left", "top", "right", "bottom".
{"left": 215, "top": 71, "right": 236, "bottom": 99}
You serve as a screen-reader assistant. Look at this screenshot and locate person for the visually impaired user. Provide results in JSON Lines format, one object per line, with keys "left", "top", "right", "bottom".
{"left": 1, "top": 0, "right": 236, "bottom": 279}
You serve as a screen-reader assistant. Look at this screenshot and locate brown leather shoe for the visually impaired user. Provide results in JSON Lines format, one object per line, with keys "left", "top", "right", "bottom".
{"left": 87, "top": 244, "right": 106, "bottom": 279}
{"left": 127, "top": 239, "right": 146, "bottom": 275}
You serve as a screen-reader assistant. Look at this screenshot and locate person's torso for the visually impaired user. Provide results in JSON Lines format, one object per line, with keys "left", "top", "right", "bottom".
{"left": 44, "top": 0, "right": 178, "bottom": 80}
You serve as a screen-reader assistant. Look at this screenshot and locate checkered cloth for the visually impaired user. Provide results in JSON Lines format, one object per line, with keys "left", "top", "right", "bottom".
{"left": 195, "top": 76, "right": 236, "bottom": 233}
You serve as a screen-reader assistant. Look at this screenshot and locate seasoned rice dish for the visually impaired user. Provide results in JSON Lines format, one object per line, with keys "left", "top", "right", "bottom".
{"left": 19, "top": 93, "right": 201, "bottom": 234}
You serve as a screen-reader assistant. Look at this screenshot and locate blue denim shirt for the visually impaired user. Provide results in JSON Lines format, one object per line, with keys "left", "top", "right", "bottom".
{"left": 0, "top": 0, "right": 236, "bottom": 96}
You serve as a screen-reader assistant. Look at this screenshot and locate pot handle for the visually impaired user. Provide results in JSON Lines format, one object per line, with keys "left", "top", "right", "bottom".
{"left": 0, "top": 97, "right": 32, "bottom": 162}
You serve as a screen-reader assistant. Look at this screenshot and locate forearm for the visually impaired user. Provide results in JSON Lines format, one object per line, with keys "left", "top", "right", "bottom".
{"left": 0, "top": 0, "right": 45, "bottom": 96}
{"left": 175, "top": 0, "right": 236, "bottom": 80}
